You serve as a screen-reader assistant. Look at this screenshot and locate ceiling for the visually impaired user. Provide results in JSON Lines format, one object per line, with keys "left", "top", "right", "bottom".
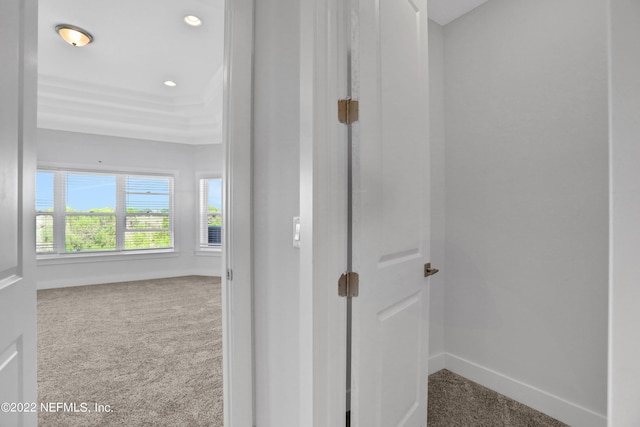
{"left": 428, "top": 0, "right": 489, "bottom": 26}
{"left": 37, "top": 0, "right": 485, "bottom": 145}
{"left": 38, "top": 0, "right": 225, "bottom": 145}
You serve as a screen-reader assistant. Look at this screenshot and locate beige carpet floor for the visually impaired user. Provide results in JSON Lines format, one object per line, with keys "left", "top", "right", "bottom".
{"left": 428, "top": 369, "right": 568, "bottom": 427}
{"left": 38, "top": 276, "right": 568, "bottom": 427}
{"left": 37, "top": 276, "right": 223, "bottom": 427}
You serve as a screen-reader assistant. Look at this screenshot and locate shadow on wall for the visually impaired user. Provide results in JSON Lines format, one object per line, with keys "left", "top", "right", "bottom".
{"left": 443, "top": 241, "right": 503, "bottom": 329}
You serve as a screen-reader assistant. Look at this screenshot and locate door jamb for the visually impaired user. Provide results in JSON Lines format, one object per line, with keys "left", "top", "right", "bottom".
{"left": 222, "top": 0, "right": 256, "bottom": 425}
{"left": 299, "top": 0, "right": 349, "bottom": 425}
{"left": 224, "top": 0, "right": 350, "bottom": 424}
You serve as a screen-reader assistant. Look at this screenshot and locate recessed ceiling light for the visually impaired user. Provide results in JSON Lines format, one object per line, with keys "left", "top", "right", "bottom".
{"left": 164, "top": 80, "right": 177, "bottom": 87}
{"left": 184, "top": 15, "right": 203, "bottom": 27}
{"left": 55, "top": 24, "right": 93, "bottom": 47}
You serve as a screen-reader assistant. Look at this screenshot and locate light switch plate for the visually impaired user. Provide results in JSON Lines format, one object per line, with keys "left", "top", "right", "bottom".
{"left": 293, "top": 217, "right": 301, "bottom": 248}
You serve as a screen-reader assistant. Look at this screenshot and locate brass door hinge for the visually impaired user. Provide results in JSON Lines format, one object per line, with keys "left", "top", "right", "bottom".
{"left": 338, "top": 99, "right": 359, "bottom": 124}
{"left": 424, "top": 263, "right": 439, "bottom": 277}
{"left": 338, "top": 272, "right": 359, "bottom": 297}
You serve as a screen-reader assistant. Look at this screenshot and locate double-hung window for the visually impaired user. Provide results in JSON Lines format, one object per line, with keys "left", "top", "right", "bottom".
{"left": 199, "top": 178, "right": 222, "bottom": 249}
{"left": 36, "top": 169, "right": 173, "bottom": 256}
{"left": 35, "top": 171, "right": 56, "bottom": 253}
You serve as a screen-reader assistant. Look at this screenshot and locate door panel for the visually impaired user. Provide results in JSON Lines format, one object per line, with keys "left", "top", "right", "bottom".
{"left": 0, "top": 0, "right": 38, "bottom": 425}
{"left": 0, "top": 332, "right": 22, "bottom": 426}
{"left": 0, "top": 344, "right": 21, "bottom": 400}
{"left": 379, "top": 0, "right": 424, "bottom": 258}
{"left": 378, "top": 292, "right": 423, "bottom": 426}
{"left": 351, "top": 0, "right": 430, "bottom": 424}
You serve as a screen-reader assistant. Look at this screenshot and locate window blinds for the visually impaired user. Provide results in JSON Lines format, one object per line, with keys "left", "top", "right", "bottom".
{"left": 36, "top": 169, "right": 173, "bottom": 255}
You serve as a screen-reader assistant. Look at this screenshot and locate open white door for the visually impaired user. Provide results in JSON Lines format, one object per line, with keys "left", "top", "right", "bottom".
{"left": 349, "top": 0, "right": 431, "bottom": 425}
{"left": 0, "top": 0, "right": 38, "bottom": 426}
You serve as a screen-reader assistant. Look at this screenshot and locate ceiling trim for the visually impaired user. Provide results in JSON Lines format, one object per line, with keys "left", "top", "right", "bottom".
{"left": 37, "top": 73, "right": 222, "bottom": 145}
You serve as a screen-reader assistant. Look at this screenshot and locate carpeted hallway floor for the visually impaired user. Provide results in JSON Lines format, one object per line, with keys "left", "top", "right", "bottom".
{"left": 37, "top": 275, "right": 223, "bottom": 427}
{"left": 427, "top": 369, "right": 568, "bottom": 427}
{"left": 38, "top": 275, "right": 567, "bottom": 427}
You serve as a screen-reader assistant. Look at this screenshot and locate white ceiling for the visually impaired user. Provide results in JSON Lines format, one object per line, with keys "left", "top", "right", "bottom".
{"left": 38, "top": 0, "right": 225, "bottom": 145}
{"left": 428, "top": 0, "right": 489, "bottom": 26}
{"left": 38, "top": 0, "right": 485, "bottom": 145}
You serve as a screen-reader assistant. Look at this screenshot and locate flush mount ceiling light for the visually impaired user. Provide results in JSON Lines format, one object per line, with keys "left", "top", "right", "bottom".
{"left": 184, "top": 15, "right": 202, "bottom": 27}
{"left": 164, "top": 80, "right": 177, "bottom": 87}
{"left": 55, "top": 24, "right": 93, "bottom": 47}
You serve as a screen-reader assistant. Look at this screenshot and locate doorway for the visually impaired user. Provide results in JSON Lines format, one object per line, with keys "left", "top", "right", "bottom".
{"left": 31, "top": 0, "right": 255, "bottom": 424}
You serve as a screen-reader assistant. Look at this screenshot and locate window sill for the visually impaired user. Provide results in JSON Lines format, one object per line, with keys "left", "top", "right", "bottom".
{"left": 195, "top": 248, "right": 222, "bottom": 257}
{"left": 36, "top": 249, "right": 178, "bottom": 266}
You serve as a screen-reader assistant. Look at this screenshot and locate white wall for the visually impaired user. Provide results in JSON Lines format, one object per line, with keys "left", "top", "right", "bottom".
{"left": 252, "top": 0, "right": 301, "bottom": 425}
{"left": 193, "top": 144, "right": 223, "bottom": 175}
{"left": 608, "top": 0, "right": 640, "bottom": 425}
{"left": 36, "top": 129, "right": 222, "bottom": 288}
{"left": 442, "top": 1, "right": 608, "bottom": 425}
{"left": 428, "top": 19, "right": 446, "bottom": 368}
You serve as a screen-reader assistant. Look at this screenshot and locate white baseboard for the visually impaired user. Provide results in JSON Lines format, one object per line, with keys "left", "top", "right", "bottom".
{"left": 191, "top": 267, "right": 222, "bottom": 278}
{"left": 434, "top": 353, "right": 607, "bottom": 427}
{"left": 37, "top": 270, "right": 216, "bottom": 290}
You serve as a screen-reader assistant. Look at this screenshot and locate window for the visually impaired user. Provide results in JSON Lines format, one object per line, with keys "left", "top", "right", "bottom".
{"left": 199, "top": 178, "right": 222, "bottom": 248}
{"left": 65, "top": 173, "right": 117, "bottom": 252}
{"left": 125, "top": 176, "right": 172, "bottom": 250}
{"left": 35, "top": 171, "right": 55, "bottom": 253}
{"left": 36, "top": 169, "right": 173, "bottom": 256}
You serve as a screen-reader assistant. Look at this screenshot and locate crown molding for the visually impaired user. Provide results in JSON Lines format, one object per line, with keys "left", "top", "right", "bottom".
{"left": 37, "top": 73, "right": 223, "bottom": 145}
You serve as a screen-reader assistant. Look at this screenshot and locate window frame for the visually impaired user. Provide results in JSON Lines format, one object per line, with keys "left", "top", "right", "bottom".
{"left": 36, "top": 166, "right": 175, "bottom": 259}
{"left": 197, "top": 175, "right": 223, "bottom": 253}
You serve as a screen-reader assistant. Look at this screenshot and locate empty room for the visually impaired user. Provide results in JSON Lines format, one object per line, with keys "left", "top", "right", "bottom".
{"left": 35, "top": 0, "right": 226, "bottom": 425}
{"left": 2, "top": 0, "right": 640, "bottom": 426}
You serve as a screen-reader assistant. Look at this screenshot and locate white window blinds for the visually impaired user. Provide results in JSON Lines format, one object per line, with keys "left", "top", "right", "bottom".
{"left": 36, "top": 169, "right": 174, "bottom": 255}
{"left": 199, "top": 178, "right": 222, "bottom": 248}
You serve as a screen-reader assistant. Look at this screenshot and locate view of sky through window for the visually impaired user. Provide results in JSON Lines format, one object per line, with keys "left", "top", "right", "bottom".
{"left": 209, "top": 179, "right": 222, "bottom": 210}
{"left": 36, "top": 171, "right": 54, "bottom": 212}
{"left": 66, "top": 174, "right": 116, "bottom": 211}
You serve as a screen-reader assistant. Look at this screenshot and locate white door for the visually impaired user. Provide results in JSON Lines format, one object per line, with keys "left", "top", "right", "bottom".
{"left": 349, "top": 0, "right": 431, "bottom": 424}
{"left": 0, "top": 0, "right": 38, "bottom": 426}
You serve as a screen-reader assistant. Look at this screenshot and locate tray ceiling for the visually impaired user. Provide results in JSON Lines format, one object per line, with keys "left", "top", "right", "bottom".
{"left": 37, "top": 0, "right": 486, "bottom": 145}
{"left": 38, "top": 0, "right": 225, "bottom": 145}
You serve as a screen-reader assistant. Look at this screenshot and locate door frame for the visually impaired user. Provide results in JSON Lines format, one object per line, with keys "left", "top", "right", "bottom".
{"left": 299, "top": 0, "right": 349, "bottom": 425}
{"left": 221, "top": 0, "right": 256, "bottom": 425}
{"left": 225, "top": 0, "right": 350, "bottom": 423}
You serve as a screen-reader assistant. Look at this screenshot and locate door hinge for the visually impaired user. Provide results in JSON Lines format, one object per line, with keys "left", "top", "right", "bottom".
{"left": 227, "top": 268, "right": 233, "bottom": 281}
{"left": 338, "top": 99, "right": 359, "bottom": 124}
{"left": 338, "top": 272, "right": 359, "bottom": 297}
